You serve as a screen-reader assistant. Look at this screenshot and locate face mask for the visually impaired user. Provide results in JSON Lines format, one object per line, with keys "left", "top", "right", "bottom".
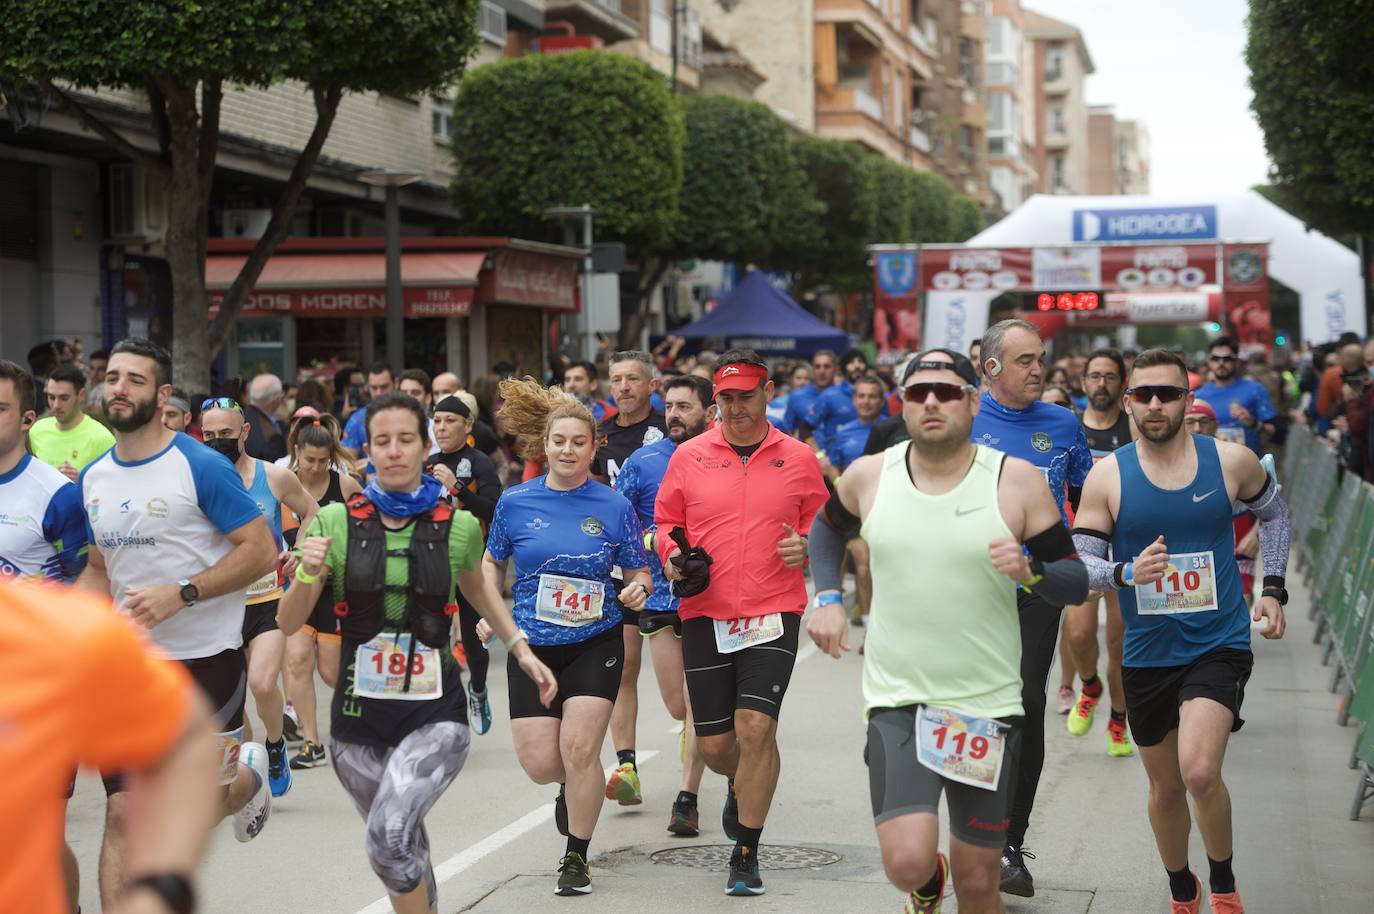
{"left": 205, "top": 436, "right": 241, "bottom": 462}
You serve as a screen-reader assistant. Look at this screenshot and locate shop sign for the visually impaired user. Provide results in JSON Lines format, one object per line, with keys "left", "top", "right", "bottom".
{"left": 208, "top": 285, "right": 473, "bottom": 318}
{"left": 483, "top": 250, "right": 579, "bottom": 310}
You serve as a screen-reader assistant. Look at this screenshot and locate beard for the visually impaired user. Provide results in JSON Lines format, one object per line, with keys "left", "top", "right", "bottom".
{"left": 1134, "top": 408, "right": 1185, "bottom": 443}
{"left": 104, "top": 392, "right": 159, "bottom": 433}
{"left": 1089, "top": 388, "right": 1117, "bottom": 411}
{"left": 668, "top": 417, "right": 706, "bottom": 444}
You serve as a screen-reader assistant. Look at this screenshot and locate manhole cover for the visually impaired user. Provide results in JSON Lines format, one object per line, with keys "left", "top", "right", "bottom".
{"left": 651, "top": 845, "right": 841, "bottom": 870}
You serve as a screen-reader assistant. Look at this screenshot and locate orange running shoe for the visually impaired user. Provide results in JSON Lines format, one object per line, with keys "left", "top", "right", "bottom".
{"left": 1209, "top": 889, "right": 1245, "bottom": 913}
{"left": 1169, "top": 873, "right": 1202, "bottom": 914}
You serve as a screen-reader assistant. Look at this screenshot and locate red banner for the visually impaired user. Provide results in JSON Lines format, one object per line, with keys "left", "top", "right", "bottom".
{"left": 1099, "top": 244, "right": 1217, "bottom": 290}
{"left": 919, "top": 243, "right": 1221, "bottom": 293}
{"left": 1221, "top": 244, "right": 1271, "bottom": 351}
{"left": 873, "top": 251, "right": 921, "bottom": 360}
{"left": 209, "top": 285, "right": 474, "bottom": 318}
{"left": 920, "top": 248, "right": 1033, "bottom": 292}
{"left": 479, "top": 249, "right": 580, "bottom": 311}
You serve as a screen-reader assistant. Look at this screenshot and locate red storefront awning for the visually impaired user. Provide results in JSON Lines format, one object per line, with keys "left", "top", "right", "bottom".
{"left": 206, "top": 250, "right": 486, "bottom": 318}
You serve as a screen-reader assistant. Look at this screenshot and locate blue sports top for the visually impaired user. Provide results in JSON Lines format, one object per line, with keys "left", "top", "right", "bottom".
{"left": 1191, "top": 377, "right": 1277, "bottom": 454}
{"left": 1111, "top": 435, "right": 1249, "bottom": 667}
{"left": 970, "top": 391, "right": 1092, "bottom": 525}
{"left": 0, "top": 453, "right": 87, "bottom": 582}
{"left": 247, "top": 459, "right": 284, "bottom": 546}
{"left": 487, "top": 476, "right": 650, "bottom": 646}
{"left": 806, "top": 379, "right": 857, "bottom": 451}
{"left": 613, "top": 437, "right": 679, "bottom": 613}
{"left": 781, "top": 383, "right": 823, "bottom": 434}
{"left": 826, "top": 417, "right": 877, "bottom": 472}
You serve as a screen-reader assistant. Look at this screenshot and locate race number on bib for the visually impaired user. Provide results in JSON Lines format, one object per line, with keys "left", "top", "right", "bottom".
{"left": 915, "top": 706, "right": 1006, "bottom": 792}
{"left": 536, "top": 574, "right": 605, "bottom": 627}
{"left": 713, "top": 613, "right": 784, "bottom": 654}
{"left": 216, "top": 726, "right": 244, "bottom": 787}
{"left": 246, "top": 568, "right": 280, "bottom": 599}
{"left": 1135, "top": 550, "right": 1219, "bottom": 615}
{"left": 354, "top": 633, "right": 442, "bottom": 700}
{"left": 1215, "top": 426, "right": 1247, "bottom": 445}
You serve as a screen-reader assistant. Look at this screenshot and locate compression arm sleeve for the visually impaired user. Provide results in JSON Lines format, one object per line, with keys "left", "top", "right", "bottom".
{"left": 1243, "top": 476, "right": 1291, "bottom": 586}
{"left": 808, "top": 510, "right": 849, "bottom": 595}
{"left": 1023, "top": 523, "right": 1089, "bottom": 606}
{"left": 1072, "top": 529, "right": 1123, "bottom": 593}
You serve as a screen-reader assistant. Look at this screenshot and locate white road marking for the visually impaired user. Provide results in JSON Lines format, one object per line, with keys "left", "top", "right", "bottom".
{"left": 352, "top": 751, "right": 659, "bottom": 914}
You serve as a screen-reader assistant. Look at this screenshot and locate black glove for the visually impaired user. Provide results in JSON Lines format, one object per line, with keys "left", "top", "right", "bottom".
{"left": 668, "top": 526, "right": 713, "bottom": 598}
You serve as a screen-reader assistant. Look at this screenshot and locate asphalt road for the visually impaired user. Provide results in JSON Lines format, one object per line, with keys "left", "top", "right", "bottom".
{"left": 66, "top": 581, "right": 1374, "bottom": 913}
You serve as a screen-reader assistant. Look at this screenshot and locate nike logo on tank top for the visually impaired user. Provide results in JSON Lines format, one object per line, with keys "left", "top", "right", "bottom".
{"left": 1111, "top": 434, "right": 1250, "bottom": 667}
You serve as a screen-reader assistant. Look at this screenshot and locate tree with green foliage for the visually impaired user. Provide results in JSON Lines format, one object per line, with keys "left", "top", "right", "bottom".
{"left": 869, "top": 158, "right": 918, "bottom": 246}
{"left": 1247, "top": 0, "right": 1374, "bottom": 236}
{"left": 2, "top": 0, "right": 482, "bottom": 392}
{"left": 450, "top": 51, "right": 683, "bottom": 346}
{"left": 782, "top": 135, "right": 880, "bottom": 291}
{"left": 908, "top": 170, "right": 956, "bottom": 243}
{"left": 948, "top": 195, "right": 986, "bottom": 242}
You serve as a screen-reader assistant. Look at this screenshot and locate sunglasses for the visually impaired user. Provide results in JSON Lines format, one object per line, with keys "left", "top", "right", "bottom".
{"left": 903, "top": 382, "right": 972, "bottom": 403}
{"left": 201, "top": 397, "right": 243, "bottom": 412}
{"left": 1208, "top": 354, "right": 1238, "bottom": 363}
{"left": 1126, "top": 385, "right": 1189, "bottom": 404}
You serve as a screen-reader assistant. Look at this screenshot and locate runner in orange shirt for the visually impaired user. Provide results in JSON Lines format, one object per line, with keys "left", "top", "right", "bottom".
{"left": 1, "top": 582, "right": 219, "bottom": 914}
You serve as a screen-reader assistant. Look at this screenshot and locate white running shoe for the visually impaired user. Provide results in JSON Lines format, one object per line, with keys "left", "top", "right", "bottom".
{"left": 1056, "top": 686, "right": 1075, "bottom": 715}
{"left": 233, "top": 742, "right": 272, "bottom": 842}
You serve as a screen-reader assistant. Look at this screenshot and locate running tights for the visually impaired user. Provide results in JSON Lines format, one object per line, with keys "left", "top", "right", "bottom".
{"left": 332, "top": 721, "right": 470, "bottom": 903}
{"left": 1005, "top": 589, "right": 1064, "bottom": 850}
{"left": 458, "top": 598, "right": 489, "bottom": 693}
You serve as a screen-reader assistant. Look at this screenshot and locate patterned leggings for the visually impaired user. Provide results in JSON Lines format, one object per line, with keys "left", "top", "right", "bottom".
{"left": 332, "top": 721, "right": 471, "bottom": 902}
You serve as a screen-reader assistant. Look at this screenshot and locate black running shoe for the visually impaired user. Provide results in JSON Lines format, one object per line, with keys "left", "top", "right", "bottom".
{"left": 725, "top": 846, "right": 765, "bottom": 896}
{"left": 554, "top": 785, "right": 569, "bottom": 837}
{"left": 556, "top": 852, "right": 592, "bottom": 896}
{"left": 999, "top": 845, "right": 1035, "bottom": 897}
{"left": 721, "top": 780, "right": 740, "bottom": 841}
{"left": 667, "top": 797, "right": 699, "bottom": 836}
{"left": 282, "top": 709, "right": 302, "bottom": 744}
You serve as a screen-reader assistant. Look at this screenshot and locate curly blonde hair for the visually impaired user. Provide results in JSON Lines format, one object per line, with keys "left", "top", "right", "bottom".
{"left": 497, "top": 376, "right": 597, "bottom": 461}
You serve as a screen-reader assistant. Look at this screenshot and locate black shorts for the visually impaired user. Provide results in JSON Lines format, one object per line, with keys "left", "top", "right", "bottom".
{"left": 66, "top": 647, "right": 246, "bottom": 797}
{"left": 866, "top": 706, "right": 1024, "bottom": 849}
{"left": 242, "top": 600, "right": 281, "bottom": 643}
{"left": 306, "top": 593, "right": 342, "bottom": 643}
{"left": 1122, "top": 648, "right": 1254, "bottom": 747}
{"left": 681, "top": 613, "right": 801, "bottom": 736}
{"left": 507, "top": 627, "right": 623, "bottom": 719}
{"left": 639, "top": 610, "right": 682, "bottom": 638}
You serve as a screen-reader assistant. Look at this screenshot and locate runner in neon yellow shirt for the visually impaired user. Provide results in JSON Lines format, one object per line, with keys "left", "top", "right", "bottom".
{"left": 28, "top": 364, "right": 113, "bottom": 482}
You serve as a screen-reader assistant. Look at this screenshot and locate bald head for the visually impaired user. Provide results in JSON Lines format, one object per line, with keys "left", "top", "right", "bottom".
{"left": 1339, "top": 342, "right": 1364, "bottom": 373}
{"left": 432, "top": 372, "right": 462, "bottom": 400}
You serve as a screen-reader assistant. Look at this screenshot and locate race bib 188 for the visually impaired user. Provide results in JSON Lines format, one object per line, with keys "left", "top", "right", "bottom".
{"left": 536, "top": 574, "right": 605, "bottom": 627}
{"left": 915, "top": 706, "right": 1006, "bottom": 792}
{"left": 1135, "top": 550, "right": 1219, "bottom": 615}
{"left": 354, "top": 633, "right": 442, "bottom": 701}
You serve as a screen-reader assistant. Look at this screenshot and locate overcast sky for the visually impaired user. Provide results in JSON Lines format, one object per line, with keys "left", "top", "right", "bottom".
{"left": 1023, "top": 0, "right": 1272, "bottom": 197}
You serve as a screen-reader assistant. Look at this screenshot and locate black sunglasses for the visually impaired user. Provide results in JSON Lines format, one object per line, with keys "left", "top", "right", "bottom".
{"left": 1126, "top": 385, "right": 1189, "bottom": 404}
{"left": 903, "top": 382, "right": 971, "bottom": 403}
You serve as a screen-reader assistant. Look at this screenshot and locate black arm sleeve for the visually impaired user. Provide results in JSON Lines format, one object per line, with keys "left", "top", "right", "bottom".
{"left": 1023, "top": 522, "right": 1089, "bottom": 607}
{"left": 455, "top": 452, "right": 503, "bottom": 524}
{"left": 1067, "top": 485, "right": 1083, "bottom": 514}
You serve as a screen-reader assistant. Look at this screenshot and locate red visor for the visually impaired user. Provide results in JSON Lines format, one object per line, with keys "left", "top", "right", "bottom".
{"left": 713, "top": 362, "right": 770, "bottom": 394}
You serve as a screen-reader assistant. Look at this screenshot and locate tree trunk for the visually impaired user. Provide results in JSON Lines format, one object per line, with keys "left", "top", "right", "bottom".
{"left": 620, "top": 256, "right": 671, "bottom": 350}
{"left": 161, "top": 79, "right": 214, "bottom": 393}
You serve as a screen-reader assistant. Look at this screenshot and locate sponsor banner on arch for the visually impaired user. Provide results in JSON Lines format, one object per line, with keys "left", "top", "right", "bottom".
{"left": 921, "top": 243, "right": 1219, "bottom": 293}
{"left": 919, "top": 248, "right": 1033, "bottom": 292}
{"left": 1099, "top": 244, "right": 1217, "bottom": 290}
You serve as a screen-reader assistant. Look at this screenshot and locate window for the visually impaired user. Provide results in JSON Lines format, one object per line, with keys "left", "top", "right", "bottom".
{"left": 988, "top": 136, "right": 1005, "bottom": 156}
{"left": 986, "top": 61, "right": 1018, "bottom": 85}
{"left": 1051, "top": 154, "right": 1066, "bottom": 190}
{"left": 988, "top": 17, "right": 1009, "bottom": 56}
{"left": 1046, "top": 44, "right": 1065, "bottom": 81}
{"left": 988, "top": 92, "right": 1013, "bottom": 132}
{"left": 1050, "top": 103, "right": 1066, "bottom": 134}
{"left": 650, "top": 0, "right": 671, "bottom": 54}
{"left": 477, "top": 0, "right": 507, "bottom": 46}
{"left": 431, "top": 97, "right": 455, "bottom": 141}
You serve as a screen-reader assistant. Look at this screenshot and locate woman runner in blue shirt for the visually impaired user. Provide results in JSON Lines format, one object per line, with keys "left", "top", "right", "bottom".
{"left": 479, "top": 378, "right": 652, "bottom": 897}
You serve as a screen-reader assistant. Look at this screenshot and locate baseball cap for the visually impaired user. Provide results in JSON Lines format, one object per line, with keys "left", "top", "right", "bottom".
{"left": 900, "top": 349, "right": 978, "bottom": 388}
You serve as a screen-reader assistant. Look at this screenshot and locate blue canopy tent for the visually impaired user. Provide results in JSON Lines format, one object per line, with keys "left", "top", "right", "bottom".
{"left": 668, "top": 271, "right": 849, "bottom": 356}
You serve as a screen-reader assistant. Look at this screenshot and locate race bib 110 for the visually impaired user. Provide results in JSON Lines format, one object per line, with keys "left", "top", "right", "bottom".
{"left": 1135, "top": 550, "right": 1219, "bottom": 615}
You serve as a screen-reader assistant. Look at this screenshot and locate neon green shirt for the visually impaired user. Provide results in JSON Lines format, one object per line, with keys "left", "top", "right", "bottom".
{"left": 28, "top": 415, "right": 114, "bottom": 475}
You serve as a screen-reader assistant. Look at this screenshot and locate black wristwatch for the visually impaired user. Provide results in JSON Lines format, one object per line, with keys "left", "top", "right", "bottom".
{"left": 126, "top": 873, "right": 196, "bottom": 914}
{"left": 177, "top": 579, "right": 199, "bottom": 608}
{"left": 1261, "top": 587, "right": 1289, "bottom": 606}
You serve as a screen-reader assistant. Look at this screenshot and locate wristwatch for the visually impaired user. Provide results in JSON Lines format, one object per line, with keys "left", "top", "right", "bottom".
{"left": 1261, "top": 586, "right": 1289, "bottom": 606}
{"left": 125, "top": 873, "right": 195, "bottom": 914}
{"left": 178, "top": 579, "right": 199, "bottom": 608}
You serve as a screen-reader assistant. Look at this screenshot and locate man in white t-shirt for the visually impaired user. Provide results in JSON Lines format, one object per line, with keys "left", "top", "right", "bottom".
{"left": 77, "top": 338, "right": 279, "bottom": 909}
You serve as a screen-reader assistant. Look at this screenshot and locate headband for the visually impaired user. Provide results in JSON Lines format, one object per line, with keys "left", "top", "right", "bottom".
{"left": 713, "top": 362, "right": 770, "bottom": 394}
{"left": 434, "top": 395, "right": 472, "bottom": 418}
{"left": 167, "top": 396, "right": 191, "bottom": 414}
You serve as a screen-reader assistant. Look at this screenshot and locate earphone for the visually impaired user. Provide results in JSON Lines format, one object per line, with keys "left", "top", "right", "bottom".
{"left": 986, "top": 357, "right": 1003, "bottom": 378}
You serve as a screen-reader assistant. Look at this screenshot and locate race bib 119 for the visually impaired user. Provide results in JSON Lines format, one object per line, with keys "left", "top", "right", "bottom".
{"left": 915, "top": 706, "right": 1006, "bottom": 792}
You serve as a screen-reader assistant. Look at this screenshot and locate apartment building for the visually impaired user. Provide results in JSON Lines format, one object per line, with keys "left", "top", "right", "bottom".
{"left": 984, "top": 0, "right": 1037, "bottom": 213}
{"left": 696, "top": 0, "right": 815, "bottom": 130}
{"left": 1116, "top": 118, "right": 1150, "bottom": 195}
{"left": 1087, "top": 105, "right": 1152, "bottom": 196}
{"left": 923, "top": 0, "right": 992, "bottom": 207}
{"left": 1023, "top": 8, "right": 1094, "bottom": 195}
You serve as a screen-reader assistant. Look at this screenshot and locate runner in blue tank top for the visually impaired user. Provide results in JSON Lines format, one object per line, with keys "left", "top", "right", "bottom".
{"left": 479, "top": 378, "right": 651, "bottom": 896}
{"left": 1072, "top": 348, "right": 1290, "bottom": 914}
{"left": 967, "top": 319, "right": 1094, "bottom": 897}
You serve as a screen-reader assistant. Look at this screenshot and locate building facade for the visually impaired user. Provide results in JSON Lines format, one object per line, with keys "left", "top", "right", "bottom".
{"left": 1087, "top": 105, "right": 1152, "bottom": 196}
{"left": 1023, "top": 8, "right": 1094, "bottom": 195}
{"left": 984, "top": 0, "right": 1037, "bottom": 214}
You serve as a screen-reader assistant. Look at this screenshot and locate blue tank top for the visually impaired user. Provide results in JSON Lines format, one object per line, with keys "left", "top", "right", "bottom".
{"left": 1112, "top": 435, "right": 1250, "bottom": 667}
{"left": 248, "top": 459, "right": 283, "bottom": 546}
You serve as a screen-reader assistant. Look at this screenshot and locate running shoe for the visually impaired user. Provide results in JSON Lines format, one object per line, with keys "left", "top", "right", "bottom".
{"left": 999, "top": 845, "right": 1035, "bottom": 897}
{"left": 903, "top": 852, "right": 948, "bottom": 913}
{"left": 233, "top": 742, "right": 272, "bottom": 842}
{"left": 282, "top": 704, "right": 302, "bottom": 744}
{"left": 667, "top": 796, "right": 699, "bottom": 837}
{"left": 721, "top": 779, "right": 740, "bottom": 841}
{"left": 1209, "top": 888, "right": 1245, "bottom": 913}
{"left": 554, "top": 785, "right": 569, "bottom": 837}
{"left": 1169, "top": 873, "right": 1202, "bottom": 914}
{"left": 289, "top": 740, "right": 326, "bottom": 769}
{"left": 469, "top": 688, "right": 492, "bottom": 736}
{"left": 1106, "top": 719, "right": 1134, "bottom": 757}
{"left": 1056, "top": 686, "right": 1075, "bottom": 715}
{"left": 849, "top": 606, "right": 865, "bottom": 627}
{"left": 1067, "top": 692, "right": 1099, "bottom": 736}
{"left": 605, "top": 762, "right": 642, "bottom": 806}
{"left": 266, "top": 738, "right": 292, "bottom": 798}
{"left": 556, "top": 852, "right": 593, "bottom": 896}
{"left": 725, "top": 846, "right": 765, "bottom": 896}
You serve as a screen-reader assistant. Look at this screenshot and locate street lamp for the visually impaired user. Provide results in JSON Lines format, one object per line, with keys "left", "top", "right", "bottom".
{"left": 360, "top": 170, "right": 422, "bottom": 372}
{"left": 543, "top": 205, "right": 595, "bottom": 361}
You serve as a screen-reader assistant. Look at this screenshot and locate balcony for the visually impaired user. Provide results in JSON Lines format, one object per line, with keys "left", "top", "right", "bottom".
{"left": 909, "top": 124, "right": 932, "bottom": 153}
{"left": 850, "top": 86, "right": 882, "bottom": 119}
{"left": 908, "top": 23, "right": 935, "bottom": 59}
{"left": 544, "top": 0, "right": 639, "bottom": 42}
